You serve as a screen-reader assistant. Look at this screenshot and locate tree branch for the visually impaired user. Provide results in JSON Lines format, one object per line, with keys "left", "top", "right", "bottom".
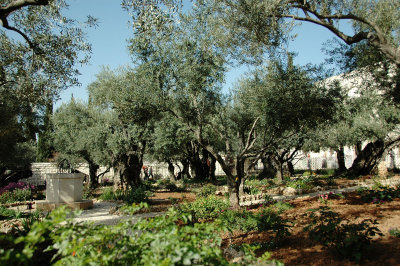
{"left": 0, "top": 0, "right": 49, "bottom": 17}
{"left": 0, "top": 0, "right": 49, "bottom": 52}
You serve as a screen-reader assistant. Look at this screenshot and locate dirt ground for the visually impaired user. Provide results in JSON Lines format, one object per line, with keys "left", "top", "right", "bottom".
{"left": 147, "top": 178, "right": 400, "bottom": 265}
{"left": 3, "top": 178, "right": 400, "bottom": 265}
{"left": 221, "top": 192, "right": 400, "bottom": 265}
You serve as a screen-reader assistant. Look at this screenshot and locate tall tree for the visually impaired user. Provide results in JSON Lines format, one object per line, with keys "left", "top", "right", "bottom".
{"left": 87, "top": 66, "right": 162, "bottom": 189}
{"left": 52, "top": 99, "right": 109, "bottom": 187}
{"left": 236, "top": 55, "right": 339, "bottom": 182}
{"left": 0, "top": 0, "right": 93, "bottom": 180}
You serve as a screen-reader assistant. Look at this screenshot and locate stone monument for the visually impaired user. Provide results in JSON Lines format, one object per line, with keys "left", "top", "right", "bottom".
{"left": 36, "top": 173, "right": 93, "bottom": 211}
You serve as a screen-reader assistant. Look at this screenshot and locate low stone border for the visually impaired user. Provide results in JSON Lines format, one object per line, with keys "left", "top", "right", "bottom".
{"left": 239, "top": 177, "right": 400, "bottom": 207}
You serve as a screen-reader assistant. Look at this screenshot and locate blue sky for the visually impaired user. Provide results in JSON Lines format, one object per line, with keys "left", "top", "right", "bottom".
{"left": 57, "top": 0, "right": 347, "bottom": 108}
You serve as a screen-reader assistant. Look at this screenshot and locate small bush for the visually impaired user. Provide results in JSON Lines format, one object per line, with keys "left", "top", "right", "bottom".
{"left": 304, "top": 206, "right": 383, "bottom": 262}
{"left": 178, "top": 196, "right": 229, "bottom": 222}
{"left": 243, "top": 186, "right": 261, "bottom": 195}
{"left": 99, "top": 186, "right": 151, "bottom": 203}
{"left": 0, "top": 189, "right": 32, "bottom": 204}
{"left": 357, "top": 186, "right": 400, "bottom": 204}
{"left": 220, "top": 207, "right": 291, "bottom": 247}
{"left": 273, "top": 201, "right": 294, "bottom": 214}
{"left": 0, "top": 206, "right": 18, "bottom": 220}
{"left": 389, "top": 228, "right": 400, "bottom": 237}
{"left": 196, "top": 183, "right": 217, "bottom": 198}
{"left": 286, "top": 177, "right": 314, "bottom": 191}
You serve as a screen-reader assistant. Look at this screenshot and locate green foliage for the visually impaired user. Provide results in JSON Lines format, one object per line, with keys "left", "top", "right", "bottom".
{"left": 13, "top": 211, "right": 44, "bottom": 236}
{"left": 272, "top": 201, "right": 294, "bottom": 214}
{"left": 0, "top": 206, "right": 18, "bottom": 220}
{"left": 52, "top": 100, "right": 108, "bottom": 185}
{"left": 246, "top": 177, "right": 274, "bottom": 188}
{"left": 196, "top": 183, "right": 217, "bottom": 198}
{"left": 119, "top": 202, "right": 151, "bottom": 215}
{"left": 286, "top": 177, "right": 315, "bottom": 191}
{"left": 99, "top": 186, "right": 152, "bottom": 204}
{"left": 0, "top": 0, "right": 93, "bottom": 173}
{"left": 238, "top": 244, "right": 284, "bottom": 265}
{"left": 304, "top": 206, "right": 383, "bottom": 262}
{"left": 243, "top": 186, "right": 261, "bottom": 195}
{"left": 156, "top": 179, "right": 186, "bottom": 192}
{"left": 220, "top": 207, "right": 291, "bottom": 247}
{"left": 389, "top": 228, "right": 400, "bottom": 238}
{"left": 165, "top": 183, "right": 185, "bottom": 192}
{"left": 0, "top": 206, "right": 234, "bottom": 265}
{"left": 0, "top": 188, "right": 32, "bottom": 204}
{"left": 82, "top": 186, "right": 95, "bottom": 200}
{"left": 178, "top": 196, "right": 229, "bottom": 222}
{"left": 357, "top": 186, "right": 400, "bottom": 204}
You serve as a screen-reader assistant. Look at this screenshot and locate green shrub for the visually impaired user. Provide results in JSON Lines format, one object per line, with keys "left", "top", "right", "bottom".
{"left": 273, "top": 201, "right": 294, "bottom": 214}
{"left": 165, "top": 183, "right": 186, "bottom": 192}
{"left": 304, "top": 206, "right": 383, "bottom": 262}
{"left": 243, "top": 186, "right": 261, "bottom": 195}
{"left": 99, "top": 186, "right": 151, "bottom": 203}
{"left": 220, "top": 209, "right": 259, "bottom": 232}
{"left": 0, "top": 191, "right": 12, "bottom": 204}
{"left": 220, "top": 207, "right": 291, "bottom": 247}
{"left": 0, "top": 205, "right": 282, "bottom": 265}
{"left": 286, "top": 177, "right": 314, "bottom": 191}
{"left": 196, "top": 183, "right": 217, "bottom": 198}
{"left": 389, "top": 228, "right": 400, "bottom": 237}
{"left": 0, "top": 188, "right": 32, "bottom": 204}
{"left": 357, "top": 186, "right": 400, "bottom": 204}
{"left": 0, "top": 206, "right": 18, "bottom": 220}
{"left": 178, "top": 196, "right": 229, "bottom": 221}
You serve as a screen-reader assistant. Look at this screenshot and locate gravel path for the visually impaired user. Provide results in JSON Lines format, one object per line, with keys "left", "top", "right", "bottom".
{"left": 73, "top": 201, "right": 163, "bottom": 226}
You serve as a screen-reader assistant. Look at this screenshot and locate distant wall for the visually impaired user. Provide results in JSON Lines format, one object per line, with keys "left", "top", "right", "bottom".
{"left": 20, "top": 146, "right": 400, "bottom": 185}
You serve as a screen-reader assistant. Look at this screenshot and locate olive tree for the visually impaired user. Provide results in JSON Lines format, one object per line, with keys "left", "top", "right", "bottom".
{"left": 0, "top": 0, "right": 93, "bottom": 182}
{"left": 87, "top": 66, "right": 162, "bottom": 189}
{"left": 52, "top": 99, "right": 110, "bottom": 187}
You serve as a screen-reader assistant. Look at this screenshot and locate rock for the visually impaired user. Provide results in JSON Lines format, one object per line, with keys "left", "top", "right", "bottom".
{"left": 268, "top": 187, "right": 283, "bottom": 195}
{"left": 109, "top": 206, "right": 119, "bottom": 214}
{"left": 282, "top": 187, "right": 297, "bottom": 196}
{"left": 312, "top": 186, "right": 323, "bottom": 192}
{"left": 223, "top": 247, "right": 244, "bottom": 261}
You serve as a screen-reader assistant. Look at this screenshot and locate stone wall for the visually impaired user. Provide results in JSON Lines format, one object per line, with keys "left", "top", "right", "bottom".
{"left": 20, "top": 146, "right": 400, "bottom": 185}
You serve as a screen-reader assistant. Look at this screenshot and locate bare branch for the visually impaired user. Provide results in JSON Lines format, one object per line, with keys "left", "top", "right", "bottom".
{"left": 244, "top": 116, "right": 259, "bottom": 151}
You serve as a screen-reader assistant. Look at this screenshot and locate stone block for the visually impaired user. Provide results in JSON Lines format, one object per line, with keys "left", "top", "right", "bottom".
{"left": 46, "top": 173, "right": 84, "bottom": 203}
{"left": 36, "top": 200, "right": 93, "bottom": 211}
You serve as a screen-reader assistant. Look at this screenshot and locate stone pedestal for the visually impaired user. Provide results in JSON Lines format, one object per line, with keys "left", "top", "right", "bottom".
{"left": 36, "top": 173, "right": 93, "bottom": 211}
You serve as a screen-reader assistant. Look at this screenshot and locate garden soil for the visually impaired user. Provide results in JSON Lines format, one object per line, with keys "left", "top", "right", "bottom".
{"left": 221, "top": 191, "right": 400, "bottom": 265}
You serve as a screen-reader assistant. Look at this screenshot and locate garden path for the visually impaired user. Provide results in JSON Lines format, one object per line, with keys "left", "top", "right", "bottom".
{"left": 73, "top": 201, "right": 163, "bottom": 225}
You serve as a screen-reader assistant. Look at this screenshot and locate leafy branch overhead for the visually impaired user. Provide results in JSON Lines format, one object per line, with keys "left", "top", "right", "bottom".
{"left": 220, "top": 0, "right": 400, "bottom": 66}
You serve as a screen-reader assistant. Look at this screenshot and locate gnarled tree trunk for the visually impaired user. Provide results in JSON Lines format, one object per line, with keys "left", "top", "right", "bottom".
{"left": 88, "top": 160, "right": 99, "bottom": 188}
{"left": 347, "top": 140, "right": 386, "bottom": 177}
{"left": 167, "top": 160, "right": 175, "bottom": 181}
{"left": 113, "top": 153, "right": 142, "bottom": 189}
{"left": 335, "top": 146, "right": 347, "bottom": 175}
